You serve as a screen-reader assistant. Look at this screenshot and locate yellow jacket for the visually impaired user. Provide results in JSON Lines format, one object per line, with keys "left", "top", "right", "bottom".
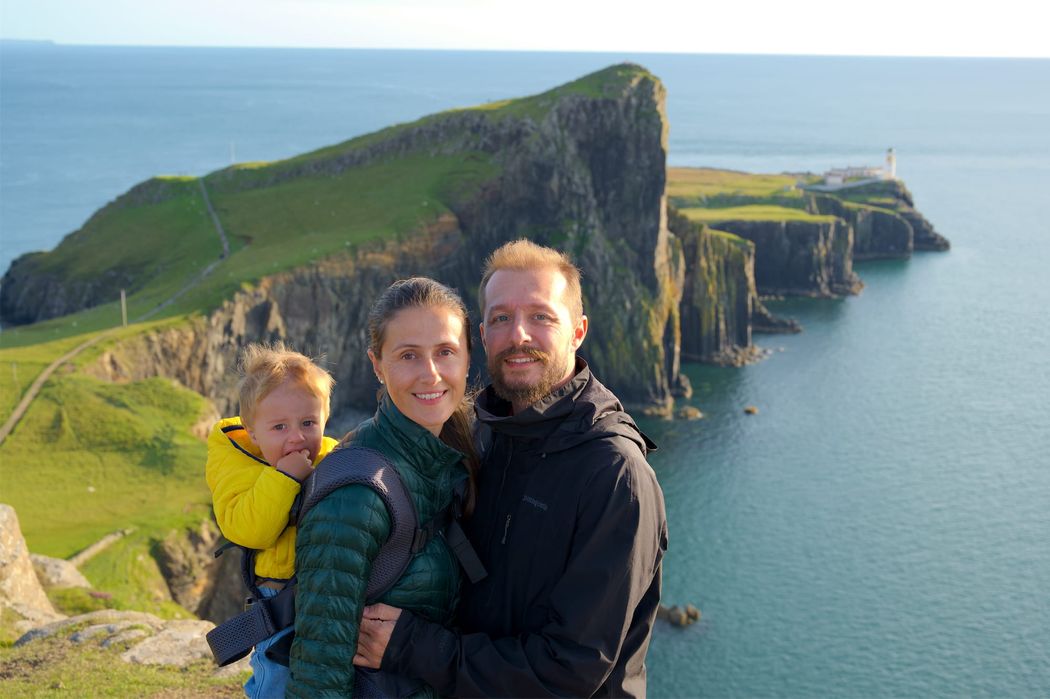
{"left": 205, "top": 416, "right": 339, "bottom": 579}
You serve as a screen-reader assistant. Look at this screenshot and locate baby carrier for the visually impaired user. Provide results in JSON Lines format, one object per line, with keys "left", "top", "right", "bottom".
{"left": 206, "top": 444, "right": 485, "bottom": 669}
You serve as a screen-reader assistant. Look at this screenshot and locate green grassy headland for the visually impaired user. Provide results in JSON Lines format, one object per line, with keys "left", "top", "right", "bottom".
{"left": 680, "top": 205, "right": 838, "bottom": 224}
{"left": 669, "top": 167, "right": 842, "bottom": 224}
{"left": 0, "top": 64, "right": 657, "bottom": 633}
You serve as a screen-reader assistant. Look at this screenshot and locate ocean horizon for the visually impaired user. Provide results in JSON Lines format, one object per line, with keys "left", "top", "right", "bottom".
{"left": 2, "top": 45, "right": 1048, "bottom": 697}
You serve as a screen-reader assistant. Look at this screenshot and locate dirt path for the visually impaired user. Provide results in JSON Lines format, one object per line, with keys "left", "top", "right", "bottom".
{"left": 199, "top": 178, "right": 230, "bottom": 258}
{"left": 0, "top": 332, "right": 113, "bottom": 446}
{"left": 0, "top": 179, "right": 230, "bottom": 447}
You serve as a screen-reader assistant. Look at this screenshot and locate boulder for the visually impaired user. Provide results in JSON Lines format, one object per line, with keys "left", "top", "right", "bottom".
{"left": 15, "top": 609, "right": 164, "bottom": 646}
{"left": 30, "top": 553, "right": 92, "bottom": 589}
{"left": 15, "top": 609, "right": 236, "bottom": 672}
{"left": 0, "top": 504, "right": 62, "bottom": 625}
{"left": 120, "top": 619, "right": 214, "bottom": 667}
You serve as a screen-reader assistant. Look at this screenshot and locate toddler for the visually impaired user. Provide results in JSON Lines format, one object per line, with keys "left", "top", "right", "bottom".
{"left": 206, "top": 342, "right": 338, "bottom": 699}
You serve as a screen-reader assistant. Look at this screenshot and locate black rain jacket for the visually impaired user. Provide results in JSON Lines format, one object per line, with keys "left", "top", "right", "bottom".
{"left": 382, "top": 360, "right": 668, "bottom": 698}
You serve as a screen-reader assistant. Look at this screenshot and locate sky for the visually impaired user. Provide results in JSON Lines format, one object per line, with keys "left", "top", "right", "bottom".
{"left": 0, "top": 0, "right": 1047, "bottom": 59}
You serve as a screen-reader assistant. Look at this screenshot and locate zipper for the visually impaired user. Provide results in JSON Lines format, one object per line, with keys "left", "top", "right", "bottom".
{"left": 484, "top": 438, "right": 514, "bottom": 552}
{"left": 501, "top": 514, "right": 512, "bottom": 544}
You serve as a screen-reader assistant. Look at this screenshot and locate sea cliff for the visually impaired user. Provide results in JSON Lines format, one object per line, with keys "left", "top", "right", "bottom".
{"left": 11, "top": 64, "right": 685, "bottom": 413}
{"left": 1, "top": 66, "right": 948, "bottom": 418}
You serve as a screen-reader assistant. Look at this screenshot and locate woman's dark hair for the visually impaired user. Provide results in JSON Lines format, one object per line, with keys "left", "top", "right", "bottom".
{"left": 368, "top": 277, "right": 479, "bottom": 515}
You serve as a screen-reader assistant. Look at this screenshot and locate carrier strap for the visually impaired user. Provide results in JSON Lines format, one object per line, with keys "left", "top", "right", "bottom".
{"left": 297, "top": 446, "right": 420, "bottom": 601}
{"left": 205, "top": 445, "right": 486, "bottom": 667}
{"left": 206, "top": 584, "right": 296, "bottom": 666}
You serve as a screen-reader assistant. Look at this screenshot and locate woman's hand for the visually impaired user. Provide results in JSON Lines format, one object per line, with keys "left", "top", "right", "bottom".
{"left": 354, "top": 603, "right": 402, "bottom": 668}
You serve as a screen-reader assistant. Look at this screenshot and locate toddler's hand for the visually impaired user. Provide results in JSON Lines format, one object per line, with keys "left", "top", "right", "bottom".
{"left": 275, "top": 449, "right": 313, "bottom": 480}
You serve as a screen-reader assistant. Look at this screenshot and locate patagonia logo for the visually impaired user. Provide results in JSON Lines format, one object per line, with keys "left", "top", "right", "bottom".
{"left": 522, "top": 495, "right": 548, "bottom": 511}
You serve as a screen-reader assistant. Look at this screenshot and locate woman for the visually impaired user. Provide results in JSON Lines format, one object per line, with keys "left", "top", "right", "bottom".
{"left": 287, "top": 277, "right": 478, "bottom": 698}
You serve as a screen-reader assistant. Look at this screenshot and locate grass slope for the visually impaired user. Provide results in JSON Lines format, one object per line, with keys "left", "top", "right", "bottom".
{"left": 670, "top": 167, "right": 840, "bottom": 224}
{"left": 1, "top": 374, "right": 212, "bottom": 558}
{"left": 0, "top": 634, "right": 245, "bottom": 697}
{"left": 680, "top": 204, "right": 837, "bottom": 224}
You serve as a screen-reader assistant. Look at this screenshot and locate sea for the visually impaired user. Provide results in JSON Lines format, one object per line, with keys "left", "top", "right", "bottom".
{"left": 2, "top": 44, "right": 1048, "bottom": 697}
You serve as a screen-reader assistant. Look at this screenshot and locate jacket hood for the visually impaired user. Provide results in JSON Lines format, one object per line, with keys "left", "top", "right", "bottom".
{"left": 475, "top": 358, "right": 656, "bottom": 457}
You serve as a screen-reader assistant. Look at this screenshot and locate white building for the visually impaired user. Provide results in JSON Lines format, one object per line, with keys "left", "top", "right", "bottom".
{"left": 822, "top": 148, "right": 897, "bottom": 187}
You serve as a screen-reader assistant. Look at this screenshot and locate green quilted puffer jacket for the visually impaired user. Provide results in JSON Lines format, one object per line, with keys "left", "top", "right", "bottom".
{"left": 287, "top": 395, "right": 467, "bottom": 698}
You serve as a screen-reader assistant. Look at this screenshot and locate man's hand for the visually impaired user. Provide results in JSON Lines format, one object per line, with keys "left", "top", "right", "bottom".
{"left": 275, "top": 449, "right": 313, "bottom": 480}
{"left": 354, "top": 603, "right": 402, "bottom": 668}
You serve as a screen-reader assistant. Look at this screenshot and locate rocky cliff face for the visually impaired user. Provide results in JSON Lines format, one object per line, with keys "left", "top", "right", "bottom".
{"left": 84, "top": 65, "right": 684, "bottom": 413}
{"left": 153, "top": 519, "right": 243, "bottom": 624}
{"left": 671, "top": 209, "right": 791, "bottom": 365}
{"left": 810, "top": 194, "right": 914, "bottom": 260}
{"left": 876, "top": 180, "right": 949, "bottom": 251}
{"left": 822, "top": 179, "right": 949, "bottom": 252}
{"left": 0, "top": 178, "right": 201, "bottom": 325}
{"left": 710, "top": 218, "right": 863, "bottom": 297}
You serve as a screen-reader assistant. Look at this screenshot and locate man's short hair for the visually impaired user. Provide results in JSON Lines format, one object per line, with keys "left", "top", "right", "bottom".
{"left": 478, "top": 239, "right": 584, "bottom": 322}
{"left": 237, "top": 342, "right": 334, "bottom": 427}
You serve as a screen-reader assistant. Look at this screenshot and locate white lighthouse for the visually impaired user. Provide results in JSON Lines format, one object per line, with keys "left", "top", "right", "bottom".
{"left": 885, "top": 148, "right": 897, "bottom": 180}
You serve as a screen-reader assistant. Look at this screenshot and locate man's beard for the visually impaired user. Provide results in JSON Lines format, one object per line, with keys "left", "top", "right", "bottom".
{"left": 488, "top": 344, "right": 566, "bottom": 409}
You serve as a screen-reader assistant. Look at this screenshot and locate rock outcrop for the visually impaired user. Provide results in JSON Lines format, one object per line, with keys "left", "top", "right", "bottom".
{"left": 14, "top": 608, "right": 248, "bottom": 673}
{"left": 30, "top": 554, "right": 92, "bottom": 590}
{"left": 674, "top": 211, "right": 762, "bottom": 365}
{"left": 711, "top": 218, "right": 863, "bottom": 297}
{"left": 806, "top": 179, "right": 948, "bottom": 255}
{"left": 153, "top": 519, "right": 244, "bottom": 624}
{"left": 810, "top": 194, "right": 914, "bottom": 260}
{"left": 0, "top": 504, "right": 63, "bottom": 628}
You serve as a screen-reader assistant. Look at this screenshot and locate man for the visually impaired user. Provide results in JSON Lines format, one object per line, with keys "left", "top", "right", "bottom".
{"left": 355, "top": 239, "right": 668, "bottom": 697}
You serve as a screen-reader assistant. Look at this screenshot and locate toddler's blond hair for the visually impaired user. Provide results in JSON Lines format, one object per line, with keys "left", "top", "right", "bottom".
{"left": 237, "top": 342, "right": 334, "bottom": 427}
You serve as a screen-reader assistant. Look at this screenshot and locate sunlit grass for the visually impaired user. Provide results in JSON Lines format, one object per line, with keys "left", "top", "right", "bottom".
{"left": 680, "top": 205, "right": 837, "bottom": 223}
{"left": 0, "top": 374, "right": 211, "bottom": 559}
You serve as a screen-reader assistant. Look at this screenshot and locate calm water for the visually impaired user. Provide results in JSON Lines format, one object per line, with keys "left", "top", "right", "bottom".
{"left": 3, "top": 46, "right": 1049, "bottom": 697}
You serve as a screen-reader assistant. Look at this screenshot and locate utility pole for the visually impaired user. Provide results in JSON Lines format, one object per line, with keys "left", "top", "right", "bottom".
{"left": 120, "top": 289, "right": 128, "bottom": 328}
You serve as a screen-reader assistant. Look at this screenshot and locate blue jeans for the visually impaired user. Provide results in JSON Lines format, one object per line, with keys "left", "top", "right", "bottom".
{"left": 243, "top": 586, "right": 293, "bottom": 699}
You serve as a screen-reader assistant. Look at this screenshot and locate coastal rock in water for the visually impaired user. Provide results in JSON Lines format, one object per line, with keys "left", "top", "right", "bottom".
{"left": 676, "top": 405, "right": 704, "bottom": 420}
{"left": 30, "top": 553, "right": 92, "bottom": 589}
{"left": 0, "top": 504, "right": 63, "bottom": 626}
{"left": 657, "top": 602, "right": 701, "bottom": 627}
